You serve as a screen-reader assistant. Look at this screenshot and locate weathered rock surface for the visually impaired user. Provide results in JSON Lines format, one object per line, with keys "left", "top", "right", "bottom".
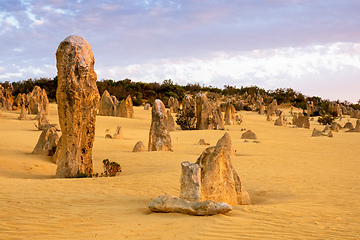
{"left": 343, "top": 122, "right": 354, "bottom": 129}
{"left": 168, "top": 97, "right": 179, "bottom": 113}
{"left": 241, "top": 130, "right": 257, "bottom": 140}
{"left": 32, "top": 126, "right": 59, "bottom": 157}
{"left": 224, "top": 100, "right": 236, "bottom": 125}
{"left": 0, "top": 89, "right": 13, "bottom": 110}
{"left": 35, "top": 113, "right": 57, "bottom": 130}
{"left": 198, "top": 139, "right": 210, "bottom": 145}
{"left": 98, "top": 90, "right": 115, "bottom": 116}
{"left": 149, "top": 194, "right": 232, "bottom": 216}
{"left": 112, "top": 126, "right": 123, "bottom": 139}
{"left": 148, "top": 99, "right": 173, "bottom": 151}
{"left": 195, "top": 145, "right": 251, "bottom": 205}
{"left": 216, "top": 132, "right": 235, "bottom": 156}
{"left": 293, "top": 113, "right": 310, "bottom": 128}
{"left": 18, "top": 104, "right": 30, "bottom": 120}
{"left": 266, "top": 99, "right": 277, "bottom": 116}
{"left": 196, "top": 93, "right": 224, "bottom": 130}
{"left": 312, "top": 128, "right": 326, "bottom": 137}
{"left": 54, "top": 35, "right": 100, "bottom": 178}
{"left": 117, "top": 95, "right": 134, "bottom": 118}
{"left": 274, "top": 115, "right": 284, "bottom": 126}
{"left": 28, "top": 86, "right": 50, "bottom": 115}
{"left": 347, "top": 120, "right": 360, "bottom": 132}
{"left": 180, "top": 162, "right": 201, "bottom": 201}
{"left": 166, "top": 110, "right": 176, "bottom": 131}
{"left": 144, "top": 103, "right": 151, "bottom": 110}
{"left": 132, "top": 141, "right": 146, "bottom": 152}
{"left": 330, "top": 122, "right": 341, "bottom": 132}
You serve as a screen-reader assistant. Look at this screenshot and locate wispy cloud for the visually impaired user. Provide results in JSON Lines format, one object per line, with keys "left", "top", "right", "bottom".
{"left": 0, "top": 0, "right": 359, "bottom": 102}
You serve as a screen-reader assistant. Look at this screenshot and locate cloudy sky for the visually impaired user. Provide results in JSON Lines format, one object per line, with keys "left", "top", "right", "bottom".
{"left": 1, "top": 0, "right": 359, "bottom": 103}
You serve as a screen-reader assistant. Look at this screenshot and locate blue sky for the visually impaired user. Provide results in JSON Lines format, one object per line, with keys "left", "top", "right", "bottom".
{"left": 0, "top": 0, "right": 359, "bottom": 103}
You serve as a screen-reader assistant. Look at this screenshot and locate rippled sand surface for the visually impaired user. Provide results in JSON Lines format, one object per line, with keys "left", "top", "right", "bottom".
{"left": 1, "top": 103, "right": 359, "bottom": 239}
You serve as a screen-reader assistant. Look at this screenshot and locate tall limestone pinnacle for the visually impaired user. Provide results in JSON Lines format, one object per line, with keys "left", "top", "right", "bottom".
{"left": 54, "top": 35, "right": 100, "bottom": 178}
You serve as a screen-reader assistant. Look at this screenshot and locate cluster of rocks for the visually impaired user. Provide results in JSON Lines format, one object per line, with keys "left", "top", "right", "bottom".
{"left": 311, "top": 128, "right": 333, "bottom": 138}
{"left": 292, "top": 113, "right": 310, "bottom": 129}
{"left": 149, "top": 133, "right": 250, "bottom": 216}
{"left": 0, "top": 84, "right": 14, "bottom": 110}
{"left": 196, "top": 93, "right": 224, "bottom": 130}
{"left": 0, "top": 84, "right": 50, "bottom": 116}
{"left": 105, "top": 126, "right": 124, "bottom": 139}
{"left": 98, "top": 90, "right": 134, "bottom": 118}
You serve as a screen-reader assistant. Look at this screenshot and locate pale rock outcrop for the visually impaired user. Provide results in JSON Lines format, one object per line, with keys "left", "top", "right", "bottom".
{"left": 28, "top": 86, "right": 50, "bottom": 115}
{"left": 0, "top": 89, "right": 13, "bottom": 110}
{"left": 216, "top": 132, "right": 235, "bottom": 156}
{"left": 54, "top": 35, "right": 100, "bottom": 178}
{"left": 98, "top": 90, "right": 115, "bottom": 116}
{"left": 32, "top": 126, "right": 59, "bottom": 157}
{"left": 312, "top": 128, "right": 326, "bottom": 137}
{"left": 117, "top": 95, "right": 134, "bottom": 118}
{"left": 312, "top": 128, "right": 333, "bottom": 138}
{"left": 112, "top": 126, "right": 123, "bottom": 139}
{"left": 224, "top": 100, "right": 236, "bottom": 125}
{"left": 180, "top": 162, "right": 201, "bottom": 201}
{"left": 149, "top": 194, "right": 232, "bottom": 216}
{"left": 343, "top": 122, "right": 354, "bottom": 129}
{"left": 198, "top": 139, "right": 210, "bottom": 145}
{"left": 346, "top": 120, "right": 360, "bottom": 132}
{"left": 148, "top": 99, "right": 173, "bottom": 151}
{"left": 322, "top": 124, "right": 330, "bottom": 133}
{"left": 166, "top": 110, "right": 176, "bottom": 131}
{"left": 35, "top": 113, "right": 56, "bottom": 130}
{"left": 182, "top": 94, "right": 196, "bottom": 112}
{"left": 132, "top": 141, "right": 146, "bottom": 152}
{"left": 292, "top": 113, "right": 310, "bottom": 128}
{"left": 168, "top": 97, "right": 179, "bottom": 113}
{"left": 259, "top": 104, "right": 265, "bottom": 115}
{"left": 306, "top": 101, "right": 315, "bottom": 116}
{"left": 144, "top": 103, "right": 151, "bottom": 110}
{"left": 274, "top": 115, "right": 284, "bottom": 126}
{"left": 14, "top": 93, "right": 26, "bottom": 109}
{"left": 196, "top": 93, "right": 224, "bottom": 130}
{"left": 18, "top": 104, "right": 30, "bottom": 120}
{"left": 241, "top": 130, "right": 257, "bottom": 140}
{"left": 330, "top": 122, "right": 341, "bottom": 132}
{"left": 329, "top": 102, "right": 343, "bottom": 117}
{"left": 266, "top": 99, "right": 278, "bottom": 117}
{"left": 350, "top": 109, "right": 360, "bottom": 119}
{"left": 195, "top": 145, "right": 251, "bottom": 205}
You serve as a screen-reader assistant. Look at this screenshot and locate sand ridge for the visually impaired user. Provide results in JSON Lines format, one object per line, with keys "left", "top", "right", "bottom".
{"left": 0, "top": 103, "right": 359, "bottom": 239}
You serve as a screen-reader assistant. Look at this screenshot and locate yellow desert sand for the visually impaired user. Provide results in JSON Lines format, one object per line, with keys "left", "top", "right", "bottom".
{"left": 1, "top": 103, "right": 359, "bottom": 239}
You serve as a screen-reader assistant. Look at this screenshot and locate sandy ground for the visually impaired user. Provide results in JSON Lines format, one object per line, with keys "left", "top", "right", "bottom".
{"left": 0, "top": 103, "right": 359, "bottom": 239}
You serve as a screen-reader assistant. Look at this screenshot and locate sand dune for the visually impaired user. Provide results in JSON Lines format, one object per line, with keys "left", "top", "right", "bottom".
{"left": 0, "top": 103, "right": 359, "bottom": 239}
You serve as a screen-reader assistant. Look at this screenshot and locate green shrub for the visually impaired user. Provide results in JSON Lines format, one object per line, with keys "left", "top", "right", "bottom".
{"left": 175, "top": 106, "right": 197, "bottom": 130}
{"left": 102, "top": 159, "right": 122, "bottom": 177}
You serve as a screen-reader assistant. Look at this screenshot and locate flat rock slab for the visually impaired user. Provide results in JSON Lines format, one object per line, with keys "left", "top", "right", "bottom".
{"left": 149, "top": 194, "right": 232, "bottom": 216}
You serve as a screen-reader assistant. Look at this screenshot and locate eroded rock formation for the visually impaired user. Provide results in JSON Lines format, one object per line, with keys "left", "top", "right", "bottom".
{"left": 54, "top": 35, "right": 100, "bottom": 178}
{"left": 32, "top": 126, "right": 59, "bottom": 157}
{"left": 133, "top": 141, "right": 146, "bottom": 152}
{"left": 148, "top": 99, "right": 173, "bottom": 151}
{"left": 196, "top": 93, "right": 224, "bottom": 130}
{"left": 149, "top": 194, "right": 232, "bottom": 216}
{"left": 28, "top": 86, "right": 50, "bottom": 115}
{"left": 98, "top": 90, "right": 115, "bottom": 116}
